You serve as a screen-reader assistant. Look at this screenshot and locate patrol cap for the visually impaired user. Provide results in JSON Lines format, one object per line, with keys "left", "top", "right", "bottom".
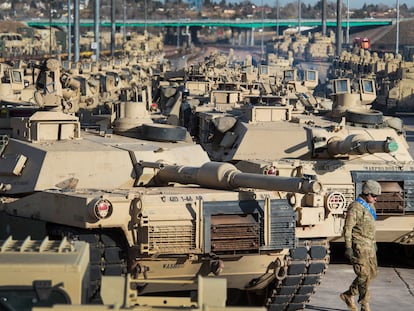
{"left": 362, "top": 180, "right": 381, "bottom": 196}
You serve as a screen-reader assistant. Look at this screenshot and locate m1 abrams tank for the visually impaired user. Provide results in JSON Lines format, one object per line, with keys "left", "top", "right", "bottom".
{"left": 190, "top": 76, "right": 414, "bottom": 258}
{"left": 0, "top": 90, "right": 326, "bottom": 311}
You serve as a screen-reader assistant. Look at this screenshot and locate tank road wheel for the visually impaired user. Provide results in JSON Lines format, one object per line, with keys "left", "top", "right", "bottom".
{"left": 266, "top": 239, "right": 330, "bottom": 311}
{"left": 345, "top": 110, "right": 383, "bottom": 126}
{"left": 140, "top": 124, "right": 187, "bottom": 142}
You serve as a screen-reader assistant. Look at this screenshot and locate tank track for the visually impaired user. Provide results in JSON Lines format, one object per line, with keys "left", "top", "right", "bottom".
{"left": 266, "top": 239, "right": 330, "bottom": 311}
{"left": 48, "top": 224, "right": 329, "bottom": 310}
{"left": 46, "top": 225, "right": 128, "bottom": 303}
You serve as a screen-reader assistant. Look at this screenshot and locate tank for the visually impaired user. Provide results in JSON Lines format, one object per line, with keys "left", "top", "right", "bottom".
{"left": 0, "top": 237, "right": 265, "bottom": 311}
{"left": 0, "top": 63, "right": 34, "bottom": 105}
{"left": 304, "top": 31, "right": 335, "bottom": 62}
{"left": 329, "top": 48, "right": 414, "bottom": 114}
{"left": 0, "top": 97, "right": 327, "bottom": 311}
{"left": 0, "top": 236, "right": 90, "bottom": 308}
{"left": 190, "top": 75, "right": 414, "bottom": 258}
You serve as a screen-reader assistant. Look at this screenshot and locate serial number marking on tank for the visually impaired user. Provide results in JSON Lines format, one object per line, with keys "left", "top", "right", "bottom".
{"left": 161, "top": 195, "right": 204, "bottom": 202}
{"left": 363, "top": 166, "right": 401, "bottom": 171}
{"left": 163, "top": 263, "right": 184, "bottom": 269}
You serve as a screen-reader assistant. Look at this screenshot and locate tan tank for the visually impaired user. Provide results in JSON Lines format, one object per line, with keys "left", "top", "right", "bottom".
{"left": 0, "top": 63, "right": 34, "bottom": 104}
{"left": 0, "top": 237, "right": 90, "bottom": 307}
{"left": 190, "top": 75, "right": 414, "bottom": 259}
{"left": 380, "top": 66, "right": 414, "bottom": 112}
{"left": 0, "top": 96, "right": 327, "bottom": 311}
{"left": 0, "top": 237, "right": 264, "bottom": 311}
{"left": 330, "top": 48, "right": 414, "bottom": 114}
{"left": 0, "top": 32, "right": 26, "bottom": 56}
{"left": 305, "top": 31, "right": 335, "bottom": 62}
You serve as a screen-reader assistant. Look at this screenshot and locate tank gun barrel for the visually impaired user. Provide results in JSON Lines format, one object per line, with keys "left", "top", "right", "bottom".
{"left": 150, "top": 161, "right": 322, "bottom": 194}
{"left": 327, "top": 135, "right": 398, "bottom": 157}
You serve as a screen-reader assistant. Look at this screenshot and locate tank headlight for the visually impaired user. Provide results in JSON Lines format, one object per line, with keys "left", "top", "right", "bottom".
{"left": 92, "top": 199, "right": 113, "bottom": 220}
{"left": 265, "top": 166, "right": 279, "bottom": 175}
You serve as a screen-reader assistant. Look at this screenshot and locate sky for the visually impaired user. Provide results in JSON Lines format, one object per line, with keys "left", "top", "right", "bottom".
{"left": 236, "top": 1, "right": 409, "bottom": 10}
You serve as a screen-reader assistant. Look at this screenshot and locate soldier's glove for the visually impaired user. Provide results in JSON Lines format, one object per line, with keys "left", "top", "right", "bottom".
{"left": 344, "top": 247, "right": 354, "bottom": 262}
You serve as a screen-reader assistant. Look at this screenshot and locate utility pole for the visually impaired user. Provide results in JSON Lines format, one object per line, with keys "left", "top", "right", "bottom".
{"left": 111, "top": 0, "right": 116, "bottom": 57}
{"left": 298, "top": 0, "right": 301, "bottom": 34}
{"left": 322, "top": 0, "right": 327, "bottom": 36}
{"left": 67, "top": 0, "right": 71, "bottom": 61}
{"left": 346, "top": 0, "right": 350, "bottom": 44}
{"left": 275, "top": 0, "right": 280, "bottom": 36}
{"left": 74, "top": 0, "right": 79, "bottom": 62}
{"left": 396, "top": 0, "right": 400, "bottom": 55}
{"left": 49, "top": 0, "right": 52, "bottom": 56}
{"left": 123, "top": 0, "right": 126, "bottom": 44}
{"left": 94, "top": 0, "right": 100, "bottom": 61}
{"left": 261, "top": 0, "right": 264, "bottom": 61}
{"left": 145, "top": 0, "right": 148, "bottom": 32}
{"left": 336, "top": 0, "right": 342, "bottom": 56}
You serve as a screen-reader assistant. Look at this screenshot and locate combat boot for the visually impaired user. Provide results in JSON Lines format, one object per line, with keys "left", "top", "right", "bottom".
{"left": 361, "top": 303, "right": 371, "bottom": 311}
{"left": 340, "top": 292, "right": 358, "bottom": 311}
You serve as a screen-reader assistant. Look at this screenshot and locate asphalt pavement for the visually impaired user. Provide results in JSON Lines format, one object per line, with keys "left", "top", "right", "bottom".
{"left": 304, "top": 263, "right": 414, "bottom": 311}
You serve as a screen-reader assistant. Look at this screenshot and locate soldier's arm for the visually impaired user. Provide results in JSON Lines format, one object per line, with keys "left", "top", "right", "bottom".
{"left": 343, "top": 203, "right": 358, "bottom": 248}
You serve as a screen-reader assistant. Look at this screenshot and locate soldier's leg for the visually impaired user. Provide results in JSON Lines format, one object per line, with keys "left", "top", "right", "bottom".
{"left": 360, "top": 255, "right": 378, "bottom": 311}
{"left": 354, "top": 259, "right": 372, "bottom": 305}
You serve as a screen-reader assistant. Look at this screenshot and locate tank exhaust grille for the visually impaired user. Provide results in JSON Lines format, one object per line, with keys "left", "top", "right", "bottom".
{"left": 210, "top": 214, "right": 260, "bottom": 252}
{"left": 376, "top": 181, "right": 405, "bottom": 214}
{"left": 144, "top": 223, "right": 196, "bottom": 255}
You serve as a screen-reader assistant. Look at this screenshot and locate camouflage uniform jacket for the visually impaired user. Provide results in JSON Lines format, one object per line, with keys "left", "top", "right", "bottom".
{"left": 343, "top": 198, "right": 376, "bottom": 250}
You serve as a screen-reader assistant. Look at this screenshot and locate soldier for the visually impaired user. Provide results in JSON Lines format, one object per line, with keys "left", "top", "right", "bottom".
{"left": 340, "top": 180, "right": 381, "bottom": 311}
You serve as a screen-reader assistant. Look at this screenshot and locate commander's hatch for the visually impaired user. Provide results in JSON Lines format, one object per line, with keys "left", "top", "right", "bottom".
{"left": 359, "top": 78, "right": 376, "bottom": 105}
{"left": 3, "top": 68, "right": 27, "bottom": 91}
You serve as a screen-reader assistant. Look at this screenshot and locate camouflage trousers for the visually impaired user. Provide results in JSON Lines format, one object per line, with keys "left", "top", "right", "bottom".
{"left": 347, "top": 242, "right": 378, "bottom": 304}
